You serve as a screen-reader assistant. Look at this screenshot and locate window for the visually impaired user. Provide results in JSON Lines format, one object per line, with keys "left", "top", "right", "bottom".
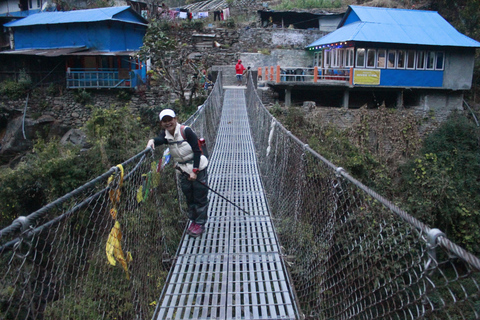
{"left": 435, "top": 52, "right": 444, "bottom": 70}
{"left": 346, "top": 48, "right": 354, "bottom": 67}
{"left": 377, "top": 49, "right": 386, "bottom": 68}
{"left": 397, "top": 50, "right": 405, "bottom": 68}
{"left": 426, "top": 51, "right": 435, "bottom": 69}
{"left": 416, "top": 51, "right": 425, "bottom": 69}
{"left": 37, "top": 0, "right": 40, "bottom": 7}
{"left": 339, "top": 49, "right": 345, "bottom": 67}
{"left": 356, "top": 48, "right": 365, "bottom": 67}
{"left": 314, "top": 52, "right": 322, "bottom": 67}
{"left": 324, "top": 50, "right": 331, "bottom": 67}
{"left": 406, "top": 50, "right": 415, "bottom": 69}
{"left": 387, "top": 50, "right": 396, "bottom": 68}
{"left": 332, "top": 49, "right": 338, "bottom": 67}
{"left": 367, "top": 49, "right": 376, "bottom": 67}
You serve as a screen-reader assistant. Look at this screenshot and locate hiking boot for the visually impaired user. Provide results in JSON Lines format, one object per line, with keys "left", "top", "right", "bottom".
{"left": 189, "top": 223, "right": 205, "bottom": 237}
{"left": 187, "top": 222, "right": 197, "bottom": 235}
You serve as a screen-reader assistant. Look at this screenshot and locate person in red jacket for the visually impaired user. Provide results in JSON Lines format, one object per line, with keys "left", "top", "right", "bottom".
{"left": 235, "top": 60, "right": 246, "bottom": 86}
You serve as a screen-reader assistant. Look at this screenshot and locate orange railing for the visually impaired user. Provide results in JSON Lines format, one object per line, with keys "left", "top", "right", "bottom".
{"left": 257, "top": 66, "right": 352, "bottom": 84}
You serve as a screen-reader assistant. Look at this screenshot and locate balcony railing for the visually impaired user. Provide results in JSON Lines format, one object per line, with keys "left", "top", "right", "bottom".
{"left": 258, "top": 66, "right": 352, "bottom": 84}
{"left": 66, "top": 68, "right": 133, "bottom": 89}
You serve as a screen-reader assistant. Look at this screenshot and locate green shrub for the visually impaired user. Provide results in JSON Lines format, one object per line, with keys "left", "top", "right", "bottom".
{"left": 73, "top": 89, "right": 92, "bottom": 105}
{"left": 46, "top": 83, "right": 63, "bottom": 96}
{"left": 0, "top": 79, "right": 31, "bottom": 100}
{"left": 116, "top": 90, "right": 133, "bottom": 101}
{"left": 0, "top": 140, "right": 89, "bottom": 227}
{"left": 398, "top": 113, "right": 480, "bottom": 254}
{"left": 84, "top": 105, "right": 149, "bottom": 166}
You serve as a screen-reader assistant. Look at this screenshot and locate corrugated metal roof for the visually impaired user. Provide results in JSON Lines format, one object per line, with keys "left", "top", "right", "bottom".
{"left": 179, "top": 0, "right": 227, "bottom": 12}
{"left": 0, "top": 46, "right": 87, "bottom": 56}
{"left": 4, "top": 6, "right": 147, "bottom": 27}
{"left": 307, "top": 5, "right": 480, "bottom": 48}
{"left": 0, "top": 48, "right": 139, "bottom": 56}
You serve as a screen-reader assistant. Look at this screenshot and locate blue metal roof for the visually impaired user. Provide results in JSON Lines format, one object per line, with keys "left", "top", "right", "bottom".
{"left": 307, "top": 5, "right": 480, "bottom": 48}
{"left": 4, "top": 6, "right": 147, "bottom": 27}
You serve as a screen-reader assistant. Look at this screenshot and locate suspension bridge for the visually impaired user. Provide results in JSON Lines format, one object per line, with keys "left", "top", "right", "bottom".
{"left": 1, "top": 72, "right": 479, "bottom": 320}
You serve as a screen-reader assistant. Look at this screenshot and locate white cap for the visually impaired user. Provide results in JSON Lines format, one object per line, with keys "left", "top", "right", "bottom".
{"left": 159, "top": 109, "right": 176, "bottom": 121}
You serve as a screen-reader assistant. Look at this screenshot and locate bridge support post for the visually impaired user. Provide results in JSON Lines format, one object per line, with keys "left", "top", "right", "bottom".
{"left": 396, "top": 90, "right": 404, "bottom": 109}
{"left": 343, "top": 89, "right": 349, "bottom": 109}
{"left": 285, "top": 88, "right": 292, "bottom": 107}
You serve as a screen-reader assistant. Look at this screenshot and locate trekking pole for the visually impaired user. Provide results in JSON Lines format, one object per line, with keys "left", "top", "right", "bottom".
{"left": 175, "top": 165, "right": 250, "bottom": 215}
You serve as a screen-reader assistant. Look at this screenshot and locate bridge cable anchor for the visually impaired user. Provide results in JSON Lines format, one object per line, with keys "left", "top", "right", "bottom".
{"left": 425, "top": 228, "right": 445, "bottom": 272}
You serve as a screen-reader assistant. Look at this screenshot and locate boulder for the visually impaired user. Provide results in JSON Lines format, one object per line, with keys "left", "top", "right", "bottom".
{"left": 303, "top": 101, "right": 316, "bottom": 112}
{"left": 60, "top": 128, "right": 89, "bottom": 148}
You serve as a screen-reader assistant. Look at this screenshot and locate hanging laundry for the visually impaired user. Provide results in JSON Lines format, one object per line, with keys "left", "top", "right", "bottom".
{"left": 179, "top": 11, "right": 187, "bottom": 19}
{"left": 198, "top": 12, "right": 208, "bottom": 18}
{"left": 223, "top": 8, "right": 230, "bottom": 19}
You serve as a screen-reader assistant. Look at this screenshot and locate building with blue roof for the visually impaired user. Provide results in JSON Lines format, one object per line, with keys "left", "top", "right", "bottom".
{"left": 1, "top": 6, "right": 148, "bottom": 89}
{"left": 265, "top": 5, "right": 479, "bottom": 110}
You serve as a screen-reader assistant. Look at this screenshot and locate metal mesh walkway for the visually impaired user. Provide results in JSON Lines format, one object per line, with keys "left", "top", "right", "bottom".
{"left": 154, "top": 89, "right": 298, "bottom": 320}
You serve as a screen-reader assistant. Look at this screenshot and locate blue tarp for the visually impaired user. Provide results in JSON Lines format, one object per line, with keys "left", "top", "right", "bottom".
{"left": 307, "top": 5, "right": 480, "bottom": 48}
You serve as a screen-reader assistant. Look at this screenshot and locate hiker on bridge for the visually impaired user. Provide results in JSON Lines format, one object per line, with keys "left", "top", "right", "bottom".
{"left": 235, "top": 59, "right": 246, "bottom": 86}
{"left": 146, "top": 109, "right": 209, "bottom": 237}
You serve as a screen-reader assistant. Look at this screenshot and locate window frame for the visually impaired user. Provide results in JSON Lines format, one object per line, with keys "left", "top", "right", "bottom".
{"left": 426, "top": 51, "right": 435, "bottom": 70}
{"left": 416, "top": 51, "right": 425, "bottom": 70}
{"left": 324, "top": 49, "right": 331, "bottom": 68}
{"left": 397, "top": 50, "right": 406, "bottom": 69}
{"left": 435, "top": 51, "right": 444, "bottom": 70}
{"left": 346, "top": 48, "right": 354, "bottom": 67}
{"left": 406, "top": 50, "right": 416, "bottom": 69}
{"left": 366, "top": 49, "right": 376, "bottom": 68}
{"left": 377, "top": 49, "right": 386, "bottom": 68}
{"left": 356, "top": 48, "right": 366, "bottom": 68}
{"left": 387, "top": 50, "right": 396, "bottom": 69}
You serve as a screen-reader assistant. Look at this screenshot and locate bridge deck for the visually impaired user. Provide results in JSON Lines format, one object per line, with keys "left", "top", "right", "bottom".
{"left": 154, "top": 89, "right": 298, "bottom": 320}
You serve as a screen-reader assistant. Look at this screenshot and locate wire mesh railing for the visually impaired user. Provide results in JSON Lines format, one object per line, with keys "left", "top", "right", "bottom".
{"left": 0, "top": 73, "right": 224, "bottom": 320}
{"left": 2, "top": 68, "right": 479, "bottom": 319}
{"left": 244, "top": 72, "right": 480, "bottom": 320}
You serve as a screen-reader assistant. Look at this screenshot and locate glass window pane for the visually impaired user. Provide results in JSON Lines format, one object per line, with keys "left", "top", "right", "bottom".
{"left": 324, "top": 50, "right": 331, "bottom": 66}
{"left": 367, "top": 49, "right": 376, "bottom": 67}
{"left": 339, "top": 49, "right": 345, "bottom": 67}
{"left": 377, "top": 49, "right": 386, "bottom": 68}
{"left": 397, "top": 50, "right": 405, "bottom": 68}
{"left": 407, "top": 50, "right": 415, "bottom": 69}
{"left": 356, "top": 48, "right": 365, "bottom": 67}
{"left": 426, "top": 51, "right": 435, "bottom": 69}
{"left": 347, "top": 49, "right": 354, "bottom": 67}
{"left": 416, "top": 51, "right": 425, "bottom": 69}
{"left": 387, "top": 51, "right": 396, "bottom": 68}
{"left": 435, "top": 52, "right": 444, "bottom": 70}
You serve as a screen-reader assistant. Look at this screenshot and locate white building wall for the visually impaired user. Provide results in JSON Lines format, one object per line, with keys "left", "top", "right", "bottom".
{"left": 443, "top": 49, "right": 475, "bottom": 90}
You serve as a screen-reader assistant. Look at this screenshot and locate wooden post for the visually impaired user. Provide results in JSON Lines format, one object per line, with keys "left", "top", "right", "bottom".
{"left": 276, "top": 65, "right": 280, "bottom": 83}
{"left": 270, "top": 66, "right": 274, "bottom": 81}
{"left": 313, "top": 66, "right": 318, "bottom": 83}
{"left": 265, "top": 67, "right": 269, "bottom": 81}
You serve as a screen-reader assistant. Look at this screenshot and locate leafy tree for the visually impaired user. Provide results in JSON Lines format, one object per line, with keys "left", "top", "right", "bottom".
{"left": 139, "top": 19, "right": 204, "bottom": 107}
